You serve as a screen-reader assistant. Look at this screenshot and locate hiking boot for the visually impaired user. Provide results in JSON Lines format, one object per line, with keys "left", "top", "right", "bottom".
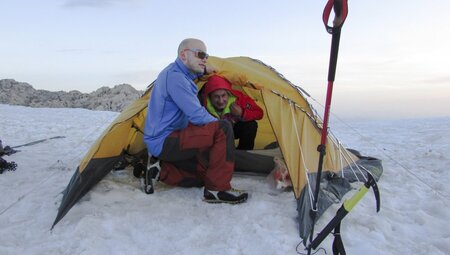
{"left": 132, "top": 162, "right": 146, "bottom": 178}
{"left": 203, "top": 188, "right": 249, "bottom": 204}
{"left": 143, "top": 156, "right": 160, "bottom": 194}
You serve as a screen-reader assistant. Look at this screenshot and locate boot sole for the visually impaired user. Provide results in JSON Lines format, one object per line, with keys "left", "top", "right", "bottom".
{"left": 203, "top": 196, "right": 248, "bottom": 204}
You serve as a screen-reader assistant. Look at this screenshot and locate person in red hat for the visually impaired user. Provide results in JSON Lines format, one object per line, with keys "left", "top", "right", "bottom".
{"left": 200, "top": 75, "right": 263, "bottom": 150}
{"left": 200, "top": 75, "right": 292, "bottom": 190}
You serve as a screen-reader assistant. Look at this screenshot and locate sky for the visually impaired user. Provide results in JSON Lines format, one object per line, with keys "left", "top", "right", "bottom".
{"left": 1, "top": 104, "right": 449, "bottom": 254}
{"left": 1, "top": 0, "right": 449, "bottom": 120}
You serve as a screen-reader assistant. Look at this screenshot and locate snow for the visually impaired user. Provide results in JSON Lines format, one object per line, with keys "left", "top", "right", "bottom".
{"left": 1, "top": 104, "right": 449, "bottom": 255}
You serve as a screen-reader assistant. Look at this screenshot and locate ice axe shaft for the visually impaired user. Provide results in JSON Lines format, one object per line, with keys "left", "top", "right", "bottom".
{"left": 310, "top": 173, "right": 380, "bottom": 250}
{"left": 319, "top": 0, "right": 347, "bottom": 145}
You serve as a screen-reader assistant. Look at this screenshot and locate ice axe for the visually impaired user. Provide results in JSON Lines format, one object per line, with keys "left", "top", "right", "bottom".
{"left": 307, "top": 0, "right": 348, "bottom": 253}
{"left": 309, "top": 172, "right": 381, "bottom": 254}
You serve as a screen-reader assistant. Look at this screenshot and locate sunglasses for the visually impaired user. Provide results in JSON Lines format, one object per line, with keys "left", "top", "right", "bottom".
{"left": 185, "top": 48, "right": 209, "bottom": 60}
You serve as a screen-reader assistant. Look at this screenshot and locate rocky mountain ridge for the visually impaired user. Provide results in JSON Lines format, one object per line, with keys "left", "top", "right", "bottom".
{"left": 0, "top": 79, "right": 144, "bottom": 112}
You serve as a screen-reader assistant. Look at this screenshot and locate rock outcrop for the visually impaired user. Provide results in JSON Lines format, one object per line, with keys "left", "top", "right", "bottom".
{"left": 0, "top": 79, "right": 144, "bottom": 112}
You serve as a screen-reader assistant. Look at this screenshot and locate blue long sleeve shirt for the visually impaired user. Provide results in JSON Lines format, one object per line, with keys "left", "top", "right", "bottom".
{"left": 143, "top": 58, "right": 217, "bottom": 156}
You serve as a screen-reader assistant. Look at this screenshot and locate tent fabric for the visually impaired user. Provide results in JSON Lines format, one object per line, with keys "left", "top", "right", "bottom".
{"left": 52, "top": 56, "right": 383, "bottom": 242}
{"left": 297, "top": 156, "right": 383, "bottom": 241}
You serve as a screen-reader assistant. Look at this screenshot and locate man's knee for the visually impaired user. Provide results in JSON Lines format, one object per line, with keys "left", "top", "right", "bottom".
{"left": 218, "top": 119, "right": 233, "bottom": 136}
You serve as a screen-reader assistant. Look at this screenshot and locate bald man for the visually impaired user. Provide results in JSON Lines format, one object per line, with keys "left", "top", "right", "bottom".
{"left": 143, "top": 38, "right": 248, "bottom": 204}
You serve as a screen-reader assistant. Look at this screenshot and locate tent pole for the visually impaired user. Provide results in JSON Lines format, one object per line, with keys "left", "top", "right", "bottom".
{"left": 307, "top": 0, "right": 348, "bottom": 254}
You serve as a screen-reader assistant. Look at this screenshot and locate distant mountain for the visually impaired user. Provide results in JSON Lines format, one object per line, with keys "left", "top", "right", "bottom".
{"left": 0, "top": 79, "right": 144, "bottom": 112}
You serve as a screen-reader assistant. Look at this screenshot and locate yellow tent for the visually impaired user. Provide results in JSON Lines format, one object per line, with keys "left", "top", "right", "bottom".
{"left": 52, "top": 56, "right": 382, "bottom": 240}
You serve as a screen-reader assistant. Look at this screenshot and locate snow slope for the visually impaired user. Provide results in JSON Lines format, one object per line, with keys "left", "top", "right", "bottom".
{"left": 0, "top": 104, "right": 449, "bottom": 255}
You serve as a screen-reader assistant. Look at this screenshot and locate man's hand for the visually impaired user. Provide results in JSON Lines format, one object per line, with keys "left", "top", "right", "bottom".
{"left": 204, "top": 63, "right": 217, "bottom": 75}
{"left": 230, "top": 103, "right": 243, "bottom": 117}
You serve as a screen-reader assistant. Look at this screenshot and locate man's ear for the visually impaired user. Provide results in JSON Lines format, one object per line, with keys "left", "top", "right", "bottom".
{"left": 179, "top": 51, "right": 187, "bottom": 61}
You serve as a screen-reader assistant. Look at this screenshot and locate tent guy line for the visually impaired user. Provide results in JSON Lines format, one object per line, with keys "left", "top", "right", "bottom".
{"left": 328, "top": 118, "right": 450, "bottom": 203}
{"left": 0, "top": 168, "right": 59, "bottom": 217}
{"left": 0, "top": 131, "right": 103, "bottom": 217}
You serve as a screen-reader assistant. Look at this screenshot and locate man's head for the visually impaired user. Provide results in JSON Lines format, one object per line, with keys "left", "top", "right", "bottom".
{"left": 209, "top": 89, "right": 229, "bottom": 111}
{"left": 178, "top": 38, "right": 208, "bottom": 74}
{"left": 204, "top": 75, "right": 233, "bottom": 111}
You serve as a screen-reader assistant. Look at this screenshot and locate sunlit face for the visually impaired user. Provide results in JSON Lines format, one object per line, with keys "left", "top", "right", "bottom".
{"left": 209, "top": 89, "right": 229, "bottom": 111}
{"left": 180, "top": 40, "right": 207, "bottom": 73}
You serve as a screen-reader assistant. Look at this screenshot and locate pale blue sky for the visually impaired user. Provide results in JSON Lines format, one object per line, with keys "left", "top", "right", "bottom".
{"left": 1, "top": 0, "right": 449, "bottom": 119}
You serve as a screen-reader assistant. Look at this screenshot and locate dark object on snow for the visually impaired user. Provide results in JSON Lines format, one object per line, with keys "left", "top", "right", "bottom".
{"left": 0, "top": 140, "right": 18, "bottom": 174}
{"left": 0, "top": 157, "right": 17, "bottom": 174}
{"left": 0, "top": 140, "right": 19, "bottom": 157}
{"left": 11, "top": 136, "right": 65, "bottom": 149}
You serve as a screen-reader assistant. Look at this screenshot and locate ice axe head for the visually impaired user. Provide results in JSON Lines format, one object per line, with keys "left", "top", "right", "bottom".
{"left": 365, "top": 172, "right": 381, "bottom": 212}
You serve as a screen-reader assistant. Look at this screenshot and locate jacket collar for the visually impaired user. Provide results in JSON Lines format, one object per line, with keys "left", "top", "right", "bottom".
{"left": 175, "top": 58, "right": 201, "bottom": 80}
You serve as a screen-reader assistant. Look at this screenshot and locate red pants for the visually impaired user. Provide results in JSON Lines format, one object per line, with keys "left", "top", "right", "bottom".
{"left": 157, "top": 120, "right": 235, "bottom": 191}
